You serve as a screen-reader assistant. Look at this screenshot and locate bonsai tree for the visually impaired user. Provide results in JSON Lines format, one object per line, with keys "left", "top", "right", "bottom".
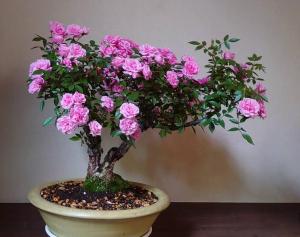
{"left": 27, "top": 21, "right": 267, "bottom": 193}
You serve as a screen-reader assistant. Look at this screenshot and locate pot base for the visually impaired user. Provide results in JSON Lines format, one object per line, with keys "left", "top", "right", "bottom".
{"left": 45, "top": 225, "right": 153, "bottom": 237}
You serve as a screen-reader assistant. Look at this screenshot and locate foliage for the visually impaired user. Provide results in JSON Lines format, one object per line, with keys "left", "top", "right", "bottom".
{"left": 27, "top": 22, "right": 268, "bottom": 153}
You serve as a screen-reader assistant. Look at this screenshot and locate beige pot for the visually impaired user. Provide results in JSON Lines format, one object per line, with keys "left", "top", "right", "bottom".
{"left": 28, "top": 179, "right": 170, "bottom": 237}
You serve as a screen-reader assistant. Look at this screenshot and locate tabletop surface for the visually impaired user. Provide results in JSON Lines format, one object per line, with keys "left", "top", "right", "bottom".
{"left": 1, "top": 203, "right": 300, "bottom": 237}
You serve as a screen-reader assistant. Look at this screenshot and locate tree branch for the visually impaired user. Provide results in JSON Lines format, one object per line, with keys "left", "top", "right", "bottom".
{"left": 103, "top": 141, "right": 132, "bottom": 164}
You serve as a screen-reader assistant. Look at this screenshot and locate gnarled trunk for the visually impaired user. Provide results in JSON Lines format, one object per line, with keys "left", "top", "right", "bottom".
{"left": 86, "top": 141, "right": 131, "bottom": 182}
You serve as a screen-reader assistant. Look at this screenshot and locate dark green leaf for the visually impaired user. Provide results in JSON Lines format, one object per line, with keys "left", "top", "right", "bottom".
{"left": 111, "top": 130, "right": 122, "bottom": 137}
{"left": 224, "top": 41, "right": 230, "bottom": 49}
{"left": 209, "top": 123, "right": 215, "bottom": 133}
{"left": 69, "top": 135, "right": 81, "bottom": 141}
{"left": 229, "top": 38, "right": 240, "bottom": 43}
{"left": 229, "top": 118, "right": 239, "bottom": 124}
{"left": 242, "top": 133, "right": 254, "bottom": 145}
{"left": 42, "top": 117, "right": 53, "bottom": 127}
{"left": 188, "top": 41, "right": 200, "bottom": 45}
{"left": 40, "top": 100, "right": 45, "bottom": 112}
{"left": 219, "top": 119, "right": 225, "bottom": 128}
{"left": 228, "top": 127, "right": 239, "bottom": 132}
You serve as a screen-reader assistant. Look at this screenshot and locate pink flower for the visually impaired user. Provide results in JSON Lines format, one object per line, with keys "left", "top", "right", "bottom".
{"left": 159, "top": 48, "right": 177, "bottom": 65}
{"left": 99, "top": 45, "right": 116, "bottom": 57}
{"left": 166, "top": 71, "right": 179, "bottom": 88}
{"left": 223, "top": 51, "right": 235, "bottom": 60}
{"left": 69, "top": 106, "right": 89, "bottom": 126}
{"left": 61, "top": 58, "right": 72, "bottom": 69}
{"left": 258, "top": 101, "right": 267, "bottom": 119}
{"left": 60, "top": 93, "right": 74, "bottom": 109}
{"left": 29, "top": 59, "right": 51, "bottom": 77}
{"left": 142, "top": 64, "right": 152, "bottom": 80}
{"left": 73, "top": 92, "right": 86, "bottom": 105}
{"left": 237, "top": 98, "right": 260, "bottom": 118}
{"left": 88, "top": 120, "right": 103, "bottom": 137}
{"left": 58, "top": 44, "right": 70, "bottom": 57}
{"left": 66, "top": 24, "right": 89, "bottom": 37}
{"left": 255, "top": 83, "right": 267, "bottom": 96}
{"left": 68, "top": 43, "right": 86, "bottom": 59}
{"left": 100, "top": 96, "right": 115, "bottom": 112}
{"left": 51, "top": 34, "right": 64, "bottom": 44}
{"left": 182, "top": 56, "right": 199, "bottom": 79}
{"left": 233, "top": 63, "right": 249, "bottom": 74}
{"left": 111, "top": 57, "right": 125, "bottom": 68}
{"left": 196, "top": 76, "right": 210, "bottom": 86}
{"left": 131, "top": 127, "right": 142, "bottom": 140}
{"left": 56, "top": 115, "right": 76, "bottom": 134}
{"left": 120, "top": 102, "right": 139, "bottom": 118}
{"left": 119, "top": 118, "right": 139, "bottom": 136}
{"left": 49, "top": 21, "right": 65, "bottom": 36}
{"left": 112, "top": 84, "right": 124, "bottom": 93}
{"left": 28, "top": 76, "right": 45, "bottom": 94}
{"left": 122, "top": 58, "right": 142, "bottom": 78}
{"left": 139, "top": 44, "right": 158, "bottom": 57}
{"left": 58, "top": 44, "right": 86, "bottom": 68}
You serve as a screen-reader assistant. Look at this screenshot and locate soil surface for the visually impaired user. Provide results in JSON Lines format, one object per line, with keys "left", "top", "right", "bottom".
{"left": 40, "top": 180, "right": 158, "bottom": 210}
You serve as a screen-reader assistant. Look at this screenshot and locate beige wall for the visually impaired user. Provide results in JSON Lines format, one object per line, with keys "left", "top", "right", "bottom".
{"left": 1, "top": 0, "right": 300, "bottom": 202}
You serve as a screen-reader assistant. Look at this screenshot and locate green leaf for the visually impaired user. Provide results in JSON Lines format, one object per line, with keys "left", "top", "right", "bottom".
{"left": 115, "top": 110, "right": 122, "bottom": 120}
{"left": 74, "top": 85, "right": 84, "bottom": 93}
{"left": 224, "top": 41, "right": 230, "bottom": 49}
{"left": 42, "top": 117, "right": 53, "bottom": 127}
{"left": 188, "top": 41, "right": 200, "bottom": 45}
{"left": 234, "top": 91, "right": 243, "bottom": 102}
{"left": 195, "top": 45, "right": 204, "bottom": 50}
{"left": 229, "top": 118, "right": 239, "bottom": 124}
{"left": 208, "top": 123, "right": 215, "bottom": 133}
{"left": 242, "top": 133, "right": 254, "bottom": 145}
{"left": 69, "top": 135, "right": 81, "bottom": 141}
{"left": 224, "top": 35, "right": 229, "bottom": 42}
{"left": 224, "top": 114, "right": 233, "bottom": 118}
{"left": 200, "top": 118, "right": 210, "bottom": 127}
{"left": 228, "top": 127, "right": 239, "bottom": 132}
{"left": 40, "top": 100, "right": 45, "bottom": 112}
{"left": 127, "top": 92, "right": 139, "bottom": 101}
{"left": 111, "top": 130, "right": 122, "bottom": 137}
{"left": 229, "top": 38, "right": 240, "bottom": 43}
{"left": 219, "top": 119, "right": 225, "bottom": 128}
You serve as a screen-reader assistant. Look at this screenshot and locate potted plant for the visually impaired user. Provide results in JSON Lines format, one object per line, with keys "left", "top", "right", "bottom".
{"left": 27, "top": 21, "right": 267, "bottom": 237}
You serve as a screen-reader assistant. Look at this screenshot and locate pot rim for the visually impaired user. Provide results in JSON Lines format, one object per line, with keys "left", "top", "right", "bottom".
{"left": 28, "top": 178, "right": 170, "bottom": 220}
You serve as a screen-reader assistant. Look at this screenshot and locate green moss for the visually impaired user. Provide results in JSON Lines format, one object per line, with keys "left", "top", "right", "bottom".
{"left": 83, "top": 174, "right": 130, "bottom": 193}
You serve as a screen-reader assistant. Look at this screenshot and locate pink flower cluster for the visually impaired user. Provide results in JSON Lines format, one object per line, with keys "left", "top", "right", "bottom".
{"left": 166, "top": 71, "right": 179, "bottom": 88}
{"left": 119, "top": 103, "right": 141, "bottom": 139}
{"left": 28, "top": 58, "right": 52, "bottom": 94}
{"left": 99, "top": 35, "right": 137, "bottom": 58}
{"left": 58, "top": 43, "right": 86, "bottom": 69}
{"left": 100, "top": 96, "right": 115, "bottom": 112}
{"left": 88, "top": 120, "right": 102, "bottom": 137}
{"left": 237, "top": 98, "right": 267, "bottom": 119}
{"left": 138, "top": 44, "right": 177, "bottom": 65}
{"left": 56, "top": 92, "right": 89, "bottom": 134}
{"left": 182, "top": 56, "right": 200, "bottom": 79}
{"left": 49, "top": 21, "right": 89, "bottom": 44}
{"left": 98, "top": 35, "right": 202, "bottom": 90}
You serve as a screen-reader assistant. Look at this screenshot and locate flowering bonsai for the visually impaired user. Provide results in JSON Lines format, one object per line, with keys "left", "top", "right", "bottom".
{"left": 27, "top": 21, "right": 268, "bottom": 193}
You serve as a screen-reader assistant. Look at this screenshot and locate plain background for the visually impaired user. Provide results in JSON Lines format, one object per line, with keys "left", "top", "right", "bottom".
{"left": 0, "top": 0, "right": 300, "bottom": 202}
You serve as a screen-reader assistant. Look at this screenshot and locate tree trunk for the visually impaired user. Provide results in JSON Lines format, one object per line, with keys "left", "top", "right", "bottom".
{"left": 87, "top": 142, "right": 131, "bottom": 181}
{"left": 86, "top": 147, "right": 102, "bottom": 177}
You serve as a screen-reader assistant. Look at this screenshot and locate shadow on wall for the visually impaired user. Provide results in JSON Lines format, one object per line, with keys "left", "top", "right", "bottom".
{"left": 119, "top": 128, "right": 243, "bottom": 201}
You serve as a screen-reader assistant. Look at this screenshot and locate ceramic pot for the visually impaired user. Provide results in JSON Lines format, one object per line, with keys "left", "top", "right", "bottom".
{"left": 28, "top": 179, "right": 170, "bottom": 237}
